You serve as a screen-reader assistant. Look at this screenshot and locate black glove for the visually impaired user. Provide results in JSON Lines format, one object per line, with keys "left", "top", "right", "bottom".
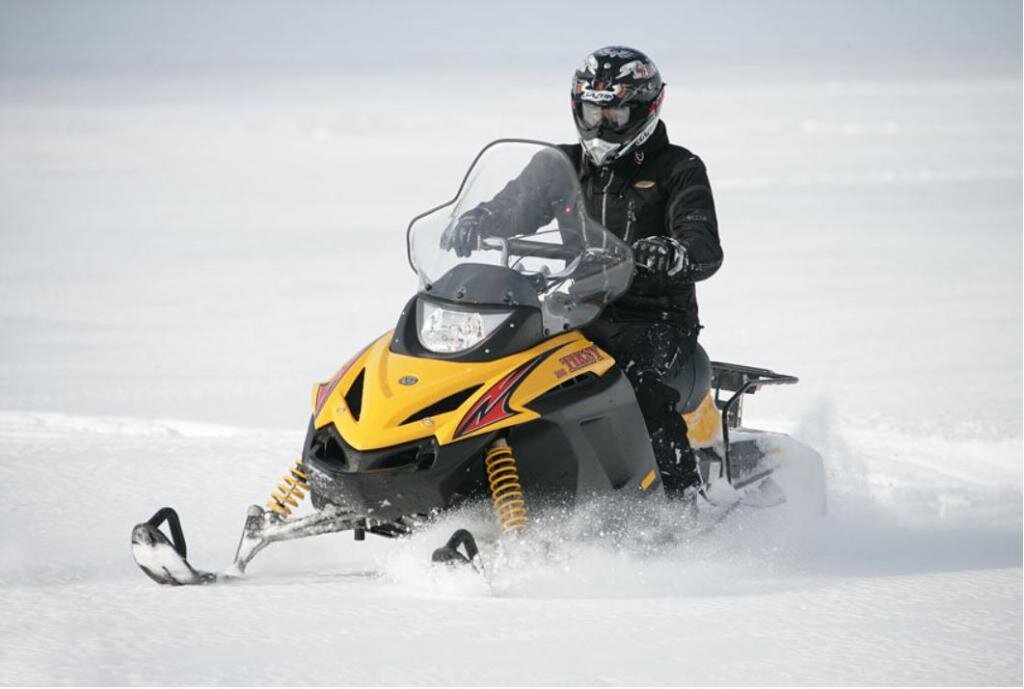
{"left": 440, "top": 207, "right": 489, "bottom": 258}
{"left": 632, "top": 236, "right": 690, "bottom": 278}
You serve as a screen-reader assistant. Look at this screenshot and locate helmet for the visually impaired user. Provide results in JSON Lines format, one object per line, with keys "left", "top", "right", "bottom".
{"left": 571, "top": 46, "right": 665, "bottom": 166}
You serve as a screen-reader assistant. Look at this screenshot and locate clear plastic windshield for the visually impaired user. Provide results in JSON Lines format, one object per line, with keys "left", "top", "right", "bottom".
{"left": 407, "top": 140, "right": 633, "bottom": 333}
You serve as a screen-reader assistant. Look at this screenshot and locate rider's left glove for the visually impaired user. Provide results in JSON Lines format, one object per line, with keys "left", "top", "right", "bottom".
{"left": 440, "top": 206, "right": 490, "bottom": 258}
{"left": 632, "top": 236, "right": 691, "bottom": 278}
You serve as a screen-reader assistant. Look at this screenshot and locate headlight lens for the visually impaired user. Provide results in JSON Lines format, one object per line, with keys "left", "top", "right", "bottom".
{"left": 418, "top": 300, "right": 511, "bottom": 353}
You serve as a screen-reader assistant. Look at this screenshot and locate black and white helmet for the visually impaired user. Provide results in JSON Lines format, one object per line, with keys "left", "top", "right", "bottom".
{"left": 571, "top": 46, "right": 665, "bottom": 166}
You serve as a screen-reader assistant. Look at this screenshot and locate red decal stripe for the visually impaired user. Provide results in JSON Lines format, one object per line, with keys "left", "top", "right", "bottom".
{"left": 454, "top": 351, "right": 553, "bottom": 438}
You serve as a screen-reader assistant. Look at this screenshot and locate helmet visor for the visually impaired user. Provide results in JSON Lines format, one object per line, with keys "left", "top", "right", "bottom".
{"left": 580, "top": 103, "right": 631, "bottom": 131}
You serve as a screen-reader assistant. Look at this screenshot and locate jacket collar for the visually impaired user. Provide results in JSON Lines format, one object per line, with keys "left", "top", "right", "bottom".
{"left": 637, "top": 120, "right": 670, "bottom": 159}
{"left": 583, "top": 120, "right": 669, "bottom": 175}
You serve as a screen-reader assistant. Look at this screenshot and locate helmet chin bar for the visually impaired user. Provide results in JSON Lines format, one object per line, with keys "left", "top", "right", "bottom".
{"left": 581, "top": 137, "right": 621, "bottom": 166}
{"left": 580, "top": 115, "right": 660, "bottom": 166}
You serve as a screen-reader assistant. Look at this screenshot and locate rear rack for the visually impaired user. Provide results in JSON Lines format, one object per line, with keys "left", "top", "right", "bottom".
{"left": 710, "top": 361, "right": 798, "bottom": 484}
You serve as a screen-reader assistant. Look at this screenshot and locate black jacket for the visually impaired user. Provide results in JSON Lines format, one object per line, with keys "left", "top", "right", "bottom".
{"left": 478, "top": 122, "right": 722, "bottom": 333}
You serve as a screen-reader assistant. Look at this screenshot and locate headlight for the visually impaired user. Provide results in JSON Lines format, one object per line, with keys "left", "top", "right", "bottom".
{"left": 418, "top": 300, "right": 511, "bottom": 353}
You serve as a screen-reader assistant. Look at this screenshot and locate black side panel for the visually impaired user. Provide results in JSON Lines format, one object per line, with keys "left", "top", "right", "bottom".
{"left": 511, "top": 367, "right": 660, "bottom": 504}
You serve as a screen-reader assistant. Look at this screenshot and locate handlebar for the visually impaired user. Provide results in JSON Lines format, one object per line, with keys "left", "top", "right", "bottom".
{"left": 479, "top": 236, "right": 580, "bottom": 262}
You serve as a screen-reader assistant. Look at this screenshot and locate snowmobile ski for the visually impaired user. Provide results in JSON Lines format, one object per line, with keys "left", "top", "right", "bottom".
{"left": 131, "top": 508, "right": 219, "bottom": 585}
{"left": 131, "top": 504, "right": 370, "bottom": 586}
{"left": 431, "top": 529, "right": 484, "bottom": 571}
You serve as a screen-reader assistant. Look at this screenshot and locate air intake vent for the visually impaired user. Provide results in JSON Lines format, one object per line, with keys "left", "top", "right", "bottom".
{"left": 309, "top": 426, "right": 349, "bottom": 471}
{"left": 402, "top": 385, "right": 482, "bottom": 425}
{"left": 534, "top": 372, "right": 598, "bottom": 402}
{"left": 345, "top": 369, "right": 365, "bottom": 421}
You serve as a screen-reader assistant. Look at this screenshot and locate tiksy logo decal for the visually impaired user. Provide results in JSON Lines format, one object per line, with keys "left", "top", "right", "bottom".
{"left": 559, "top": 344, "right": 605, "bottom": 373}
{"left": 453, "top": 349, "right": 556, "bottom": 438}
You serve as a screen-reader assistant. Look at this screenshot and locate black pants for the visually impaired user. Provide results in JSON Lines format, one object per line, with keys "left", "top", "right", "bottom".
{"left": 584, "top": 318, "right": 700, "bottom": 495}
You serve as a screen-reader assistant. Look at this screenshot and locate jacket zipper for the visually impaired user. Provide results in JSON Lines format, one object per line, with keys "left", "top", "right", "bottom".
{"left": 600, "top": 169, "right": 615, "bottom": 225}
{"left": 624, "top": 197, "right": 637, "bottom": 243}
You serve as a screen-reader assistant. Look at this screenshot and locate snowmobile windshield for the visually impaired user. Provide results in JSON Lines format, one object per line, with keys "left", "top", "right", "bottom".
{"left": 407, "top": 140, "right": 634, "bottom": 334}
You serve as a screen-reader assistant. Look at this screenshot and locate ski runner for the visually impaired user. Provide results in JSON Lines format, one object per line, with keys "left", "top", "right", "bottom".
{"left": 441, "top": 46, "right": 723, "bottom": 499}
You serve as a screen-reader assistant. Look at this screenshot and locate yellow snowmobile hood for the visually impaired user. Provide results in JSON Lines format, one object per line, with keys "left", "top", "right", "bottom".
{"left": 312, "top": 330, "right": 614, "bottom": 451}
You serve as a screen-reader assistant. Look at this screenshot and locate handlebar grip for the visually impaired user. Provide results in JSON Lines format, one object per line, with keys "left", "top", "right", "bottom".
{"left": 504, "top": 237, "right": 578, "bottom": 261}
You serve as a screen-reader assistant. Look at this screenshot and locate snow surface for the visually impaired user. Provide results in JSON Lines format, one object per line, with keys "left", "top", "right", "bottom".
{"left": 1, "top": 1, "right": 1022, "bottom": 685}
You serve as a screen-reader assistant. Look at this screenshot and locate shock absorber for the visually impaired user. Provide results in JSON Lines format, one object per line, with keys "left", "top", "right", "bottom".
{"left": 267, "top": 459, "right": 310, "bottom": 518}
{"left": 484, "top": 438, "right": 527, "bottom": 535}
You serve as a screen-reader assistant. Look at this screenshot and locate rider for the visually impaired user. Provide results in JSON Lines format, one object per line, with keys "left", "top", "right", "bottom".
{"left": 441, "top": 46, "right": 723, "bottom": 498}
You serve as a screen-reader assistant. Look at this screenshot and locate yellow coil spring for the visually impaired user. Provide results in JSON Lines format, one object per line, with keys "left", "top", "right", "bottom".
{"left": 267, "top": 459, "right": 310, "bottom": 517}
{"left": 484, "top": 439, "right": 527, "bottom": 535}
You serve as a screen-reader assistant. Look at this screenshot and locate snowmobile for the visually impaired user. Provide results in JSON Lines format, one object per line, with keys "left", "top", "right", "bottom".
{"left": 131, "top": 140, "right": 821, "bottom": 585}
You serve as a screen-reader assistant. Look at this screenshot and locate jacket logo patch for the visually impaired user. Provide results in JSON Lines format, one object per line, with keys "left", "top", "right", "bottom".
{"left": 633, "top": 180, "right": 656, "bottom": 189}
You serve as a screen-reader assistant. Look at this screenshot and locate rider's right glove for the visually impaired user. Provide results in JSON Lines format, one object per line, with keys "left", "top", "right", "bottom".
{"left": 632, "top": 235, "right": 691, "bottom": 279}
{"left": 440, "top": 206, "right": 490, "bottom": 258}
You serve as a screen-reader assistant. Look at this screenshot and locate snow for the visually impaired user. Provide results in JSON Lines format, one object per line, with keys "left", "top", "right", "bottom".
{"left": 0, "top": 412, "right": 1019, "bottom": 684}
{"left": 1, "top": 1, "right": 1021, "bottom": 684}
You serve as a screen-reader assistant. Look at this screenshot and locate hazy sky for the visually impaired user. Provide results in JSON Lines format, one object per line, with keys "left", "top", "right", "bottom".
{"left": 1, "top": 0, "right": 1020, "bottom": 81}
